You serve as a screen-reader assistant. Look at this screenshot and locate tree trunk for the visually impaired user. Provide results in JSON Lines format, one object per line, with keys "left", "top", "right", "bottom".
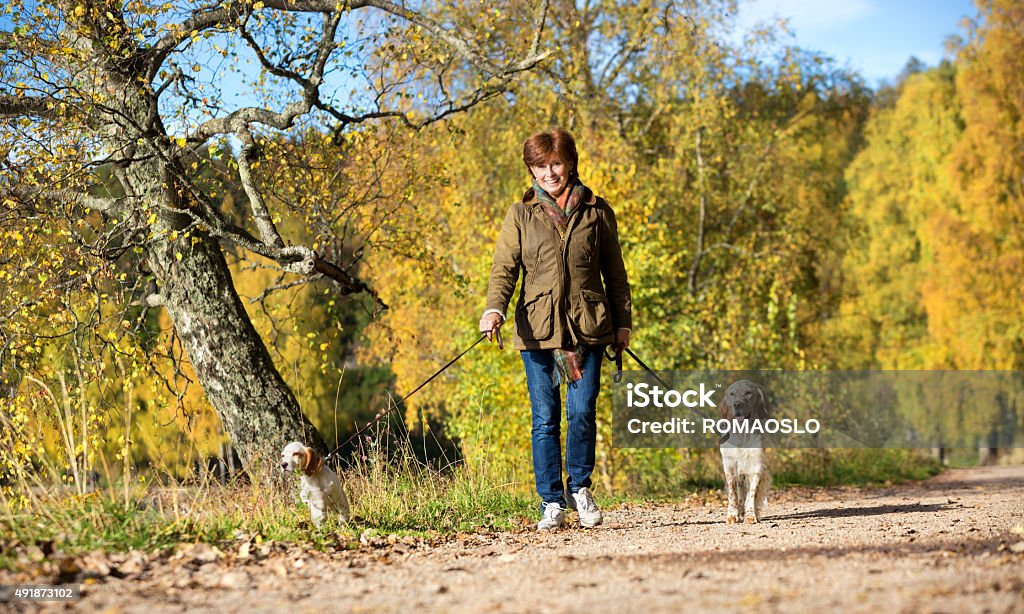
{"left": 94, "top": 55, "right": 328, "bottom": 473}
{"left": 146, "top": 221, "right": 327, "bottom": 470}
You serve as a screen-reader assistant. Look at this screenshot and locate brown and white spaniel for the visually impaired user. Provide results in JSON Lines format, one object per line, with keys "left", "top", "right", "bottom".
{"left": 281, "top": 442, "right": 350, "bottom": 527}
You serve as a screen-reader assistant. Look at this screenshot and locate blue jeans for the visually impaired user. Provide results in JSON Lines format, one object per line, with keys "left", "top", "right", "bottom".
{"left": 521, "top": 346, "right": 604, "bottom": 506}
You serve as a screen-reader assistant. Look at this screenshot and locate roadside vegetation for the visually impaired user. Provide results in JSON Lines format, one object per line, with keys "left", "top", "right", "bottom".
{"left": 1, "top": 0, "right": 1019, "bottom": 573}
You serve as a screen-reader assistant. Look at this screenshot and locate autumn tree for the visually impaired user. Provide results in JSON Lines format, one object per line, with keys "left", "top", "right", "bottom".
{"left": 0, "top": 0, "right": 552, "bottom": 469}
{"left": 830, "top": 63, "right": 963, "bottom": 369}
{"left": 830, "top": 0, "right": 1023, "bottom": 452}
{"left": 835, "top": 0, "right": 1024, "bottom": 372}
{"left": 942, "top": 0, "right": 1024, "bottom": 369}
{"left": 358, "top": 0, "right": 871, "bottom": 487}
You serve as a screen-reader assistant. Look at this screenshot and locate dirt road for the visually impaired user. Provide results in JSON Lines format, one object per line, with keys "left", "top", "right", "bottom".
{"left": 12, "top": 464, "right": 1024, "bottom": 613}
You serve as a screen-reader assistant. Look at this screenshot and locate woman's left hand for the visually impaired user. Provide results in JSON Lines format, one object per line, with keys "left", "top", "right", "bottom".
{"left": 613, "top": 328, "right": 630, "bottom": 353}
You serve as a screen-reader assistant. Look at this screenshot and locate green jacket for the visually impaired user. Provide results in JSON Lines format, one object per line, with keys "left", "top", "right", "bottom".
{"left": 485, "top": 185, "right": 632, "bottom": 350}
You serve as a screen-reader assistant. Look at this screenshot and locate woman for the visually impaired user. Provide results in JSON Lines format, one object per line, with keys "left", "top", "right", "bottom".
{"left": 479, "top": 128, "right": 632, "bottom": 531}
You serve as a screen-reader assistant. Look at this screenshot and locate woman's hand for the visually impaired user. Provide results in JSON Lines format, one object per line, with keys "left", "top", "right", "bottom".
{"left": 479, "top": 311, "right": 505, "bottom": 342}
{"left": 613, "top": 328, "right": 630, "bottom": 353}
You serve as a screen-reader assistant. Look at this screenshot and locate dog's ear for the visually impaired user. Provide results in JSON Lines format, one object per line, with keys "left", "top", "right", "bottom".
{"left": 302, "top": 447, "right": 324, "bottom": 476}
{"left": 721, "top": 393, "right": 731, "bottom": 420}
{"left": 756, "top": 385, "right": 771, "bottom": 420}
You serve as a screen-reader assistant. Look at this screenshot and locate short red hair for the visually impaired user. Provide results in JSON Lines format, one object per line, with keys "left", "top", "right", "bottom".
{"left": 522, "top": 128, "right": 578, "bottom": 178}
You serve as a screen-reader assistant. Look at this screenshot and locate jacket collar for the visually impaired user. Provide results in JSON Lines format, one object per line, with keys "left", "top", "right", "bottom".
{"left": 522, "top": 183, "right": 597, "bottom": 207}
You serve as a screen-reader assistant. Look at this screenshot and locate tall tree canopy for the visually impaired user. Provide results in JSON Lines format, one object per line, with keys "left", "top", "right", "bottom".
{"left": 835, "top": 0, "right": 1024, "bottom": 371}
{"left": 4, "top": 0, "right": 1020, "bottom": 487}
{"left": 355, "top": 0, "right": 871, "bottom": 483}
{"left": 0, "top": 0, "right": 552, "bottom": 468}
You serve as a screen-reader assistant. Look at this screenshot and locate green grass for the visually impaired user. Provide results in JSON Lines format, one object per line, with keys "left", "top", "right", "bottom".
{"left": 770, "top": 449, "right": 943, "bottom": 487}
{"left": 343, "top": 436, "right": 535, "bottom": 533}
{"left": 0, "top": 445, "right": 945, "bottom": 571}
{"left": 605, "top": 448, "right": 943, "bottom": 498}
{"left": 0, "top": 493, "right": 238, "bottom": 570}
{"left": 0, "top": 438, "right": 535, "bottom": 571}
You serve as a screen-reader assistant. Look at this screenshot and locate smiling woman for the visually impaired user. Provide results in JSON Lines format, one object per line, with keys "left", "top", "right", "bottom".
{"left": 524, "top": 130, "right": 573, "bottom": 199}
{"left": 478, "top": 127, "right": 632, "bottom": 531}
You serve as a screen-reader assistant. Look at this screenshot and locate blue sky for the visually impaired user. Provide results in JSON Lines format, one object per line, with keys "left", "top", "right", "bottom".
{"left": 736, "top": 0, "right": 978, "bottom": 85}
{"left": 0, "top": 0, "right": 982, "bottom": 133}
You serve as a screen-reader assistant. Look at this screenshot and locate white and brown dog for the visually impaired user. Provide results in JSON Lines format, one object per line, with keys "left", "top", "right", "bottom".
{"left": 719, "top": 380, "right": 772, "bottom": 524}
{"left": 280, "top": 442, "right": 350, "bottom": 527}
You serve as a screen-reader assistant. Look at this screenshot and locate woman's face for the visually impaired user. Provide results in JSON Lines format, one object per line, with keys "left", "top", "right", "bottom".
{"left": 530, "top": 159, "right": 569, "bottom": 197}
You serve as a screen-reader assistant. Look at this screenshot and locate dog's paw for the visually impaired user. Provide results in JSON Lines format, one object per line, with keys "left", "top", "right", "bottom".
{"left": 726, "top": 514, "right": 738, "bottom": 524}
{"left": 744, "top": 516, "right": 759, "bottom": 524}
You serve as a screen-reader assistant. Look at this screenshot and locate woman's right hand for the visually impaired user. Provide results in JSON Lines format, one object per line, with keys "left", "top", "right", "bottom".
{"left": 478, "top": 311, "right": 504, "bottom": 342}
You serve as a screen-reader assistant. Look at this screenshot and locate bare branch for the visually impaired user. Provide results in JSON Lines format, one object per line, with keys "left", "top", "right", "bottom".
{"left": 0, "top": 186, "right": 125, "bottom": 213}
{"left": 171, "top": 0, "right": 551, "bottom": 141}
{"left": 410, "top": 81, "right": 509, "bottom": 128}
{"left": 237, "top": 23, "right": 307, "bottom": 85}
{"left": 597, "top": 2, "right": 655, "bottom": 91}
{"left": 527, "top": 0, "right": 552, "bottom": 60}
{"left": 159, "top": 198, "right": 386, "bottom": 312}
{"left": 194, "top": 44, "right": 549, "bottom": 141}
{"left": 231, "top": 233, "right": 386, "bottom": 313}
{"left": 0, "top": 30, "right": 59, "bottom": 53}
{"left": 149, "top": 0, "right": 360, "bottom": 75}
{"left": 190, "top": 12, "right": 338, "bottom": 140}
{"left": 0, "top": 95, "right": 60, "bottom": 119}
{"left": 234, "top": 125, "right": 285, "bottom": 248}
{"left": 148, "top": 2, "right": 250, "bottom": 73}
{"left": 192, "top": 103, "right": 312, "bottom": 141}
{"left": 248, "top": 274, "right": 320, "bottom": 305}
{"left": 153, "top": 0, "right": 505, "bottom": 77}
{"left": 506, "top": 48, "right": 556, "bottom": 75}
{"left": 312, "top": 255, "right": 387, "bottom": 313}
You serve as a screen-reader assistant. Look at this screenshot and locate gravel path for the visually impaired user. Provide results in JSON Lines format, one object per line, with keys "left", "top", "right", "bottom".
{"left": 10, "top": 464, "right": 1024, "bottom": 613}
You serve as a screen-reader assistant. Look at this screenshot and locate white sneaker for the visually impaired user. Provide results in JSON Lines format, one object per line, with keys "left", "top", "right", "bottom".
{"left": 571, "top": 487, "right": 602, "bottom": 527}
{"left": 536, "top": 502, "right": 566, "bottom": 531}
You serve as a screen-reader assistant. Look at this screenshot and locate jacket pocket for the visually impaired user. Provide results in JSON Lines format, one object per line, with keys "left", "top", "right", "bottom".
{"left": 516, "top": 289, "right": 554, "bottom": 340}
{"left": 578, "top": 289, "right": 612, "bottom": 339}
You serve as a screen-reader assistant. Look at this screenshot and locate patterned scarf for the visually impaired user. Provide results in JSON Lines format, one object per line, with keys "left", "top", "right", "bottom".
{"left": 532, "top": 178, "right": 586, "bottom": 233}
{"left": 532, "top": 178, "right": 587, "bottom": 383}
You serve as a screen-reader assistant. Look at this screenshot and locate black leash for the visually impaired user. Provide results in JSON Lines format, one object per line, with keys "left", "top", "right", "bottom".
{"left": 606, "top": 346, "right": 715, "bottom": 423}
{"left": 326, "top": 335, "right": 723, "bottom": 462}
{"left": 324, "top": 331, "right": 496, "bottom": 461}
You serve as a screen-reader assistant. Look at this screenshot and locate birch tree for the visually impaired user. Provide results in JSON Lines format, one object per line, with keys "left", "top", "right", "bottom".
{"left": 0, "top": 0, "right": 551, "bottom": 468}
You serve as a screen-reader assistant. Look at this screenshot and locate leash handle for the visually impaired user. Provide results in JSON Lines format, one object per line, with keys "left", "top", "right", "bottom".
{"left": 604, "top": 346, "right": 623, "bottom": 383}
